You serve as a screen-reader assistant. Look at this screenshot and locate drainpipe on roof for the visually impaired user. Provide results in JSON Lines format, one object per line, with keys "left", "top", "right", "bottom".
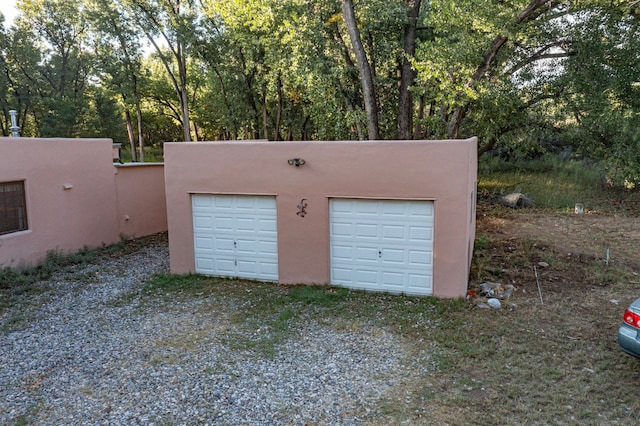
{"left": 9, "top": 110, "right": 21, "bottom": 137}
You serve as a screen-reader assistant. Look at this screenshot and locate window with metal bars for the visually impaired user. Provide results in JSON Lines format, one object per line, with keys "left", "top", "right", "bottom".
{"left": 0, "top": 181, "right": 28, "bottom": 235}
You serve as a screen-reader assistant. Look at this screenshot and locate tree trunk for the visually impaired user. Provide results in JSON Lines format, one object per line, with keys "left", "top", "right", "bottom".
{"left": 135, "top": 99, "right": 144, "bottom": 162}
{"left": 131, "top": 74, "right": 145, "bottom": 162}
{"left": 275, "top": 76, "right": 283, "bottom": 141}
{"left": 415, "top": 93, "right": 426, "bottom": 139}
{"left": 124, "top": 109, "right": 138, "bottom": 162}
{"left": 342, "top": 90, "right": 364, "bottom": 140}
{"left": 302, "top": 115, "right": 311, "bottom": 140}
{"left": 341, "top": 0, "right": 380, "bottom": 140}
{"left": 398, "top": 0, "right": 422, "bottom": 140}
{"left": 213, "top": 66, "right": 239, "bottom": 138}
{"left": 261, "top": 85, "right": 269, "bottom": 140}
{"left": 177, "top": 43, "right": 192, "bottom": 142}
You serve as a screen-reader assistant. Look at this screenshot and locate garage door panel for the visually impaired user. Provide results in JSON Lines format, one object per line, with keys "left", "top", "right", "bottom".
{"left": 193, "top": 214, "right": 213, "bottom": 231}
{"left": 354, "top": 200, "right": 378, "bottom": 215}
{"left": 236, "top": 259, "right": 257, "bottom": 274}
{"left": 409, "top": 226, "right": 432, "bottom": 241}
{"left": 215, "top": 258, "right": 237, "bottom": 275}
{"left": 409, "top": 250, "right": 432, "bottom": 266}
{"left": 235, "top": 217, "right": 258, "bottom": 231}
{"left": 213, "top": 216, "right": 235, "bottom": 232}
{"left": 194, "top": 236, "right": 213, "bottom": 250}
{"left": 192, "top": 195, "right": 212, "bottom": 208}
{"left": 214, "top": 237, "right": 236, "bottom": 252}
{"left": 356, "top": 246, "right": 379, "bottom": 262}
{"left": 407, "top": 201, "right": 433, "bottom": 216}
{"left": 382, "top": 248, "right": 405, "bottom": 264}
{"left": 355, "top": 269, "right": 378, "bottom": 285}
{"left": 235, "top": 197, "right": 257, "bottom": 209}
{"left": 332, "top": 267, "right": 353, "bottom": 282}
{"left": 193, "top": 195, "right": 278, "bottom": 282}
{"left": 381, "top": 271, "right": 405, "bottom": 287}
{"left": 330, "top": 198, "right": 433, "bottom": 296}
{"left": 382, "top": 225, "right": 405, "bottom": 240}
{"left": 408, "top": 274, "right": 431, "bottom": 289}
{"left": 258, "top": 240, "right": 278, "bottom": 254}
{"left": 235, "top": 239, "right": 257, "bottom": 254}
{"left": 332, "top": 245, "right": 353, "bottom": 261}
{"left": 258, "top": 218, "right": 277, "bottom": 232}
{"left": 356, "top": 223, "right": 378, "bottom": 238}
{"left": 331, "top": 222, "right": 353, "bottom": 238}
{"left": 212, "top": 196, "right": 234, "bottom": 209}
{"left": 330, "top": 201, "right": 353, "bottom": 215}
{"left": 381, "top": 202, "right": 407, "bottom": 216}
{"left": 257, "top": 262, "right": 278, "bottom": 280}
{"left": 195, "top": 257, "right": 214, "bottom": 272}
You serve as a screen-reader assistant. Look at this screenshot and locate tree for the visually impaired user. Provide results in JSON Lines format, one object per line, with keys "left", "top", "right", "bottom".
{"left": 397, "top": 0, "right": 422, "bottom": 140}
{"left": 123, "top": 0, "right": 198, "bottom": 142}
{"left": 14, "top": 0, "right": 91, "bottom": 137}
{"left": 341, "top": 0, "right": 380, "bottom": 140}
{"left": 561, "top": 5, "right": 640, "bottom": 186}
{"left": 87, "top": 0, "right": 147, "bottom": 160}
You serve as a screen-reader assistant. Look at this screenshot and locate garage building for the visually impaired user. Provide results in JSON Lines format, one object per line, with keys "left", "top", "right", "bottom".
{"left": 164, "top": 138, "right": 477, "bottom": 298}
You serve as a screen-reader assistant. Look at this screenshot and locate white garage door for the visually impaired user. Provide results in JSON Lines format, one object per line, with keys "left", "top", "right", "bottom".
{"left": 192, "top": 194, "right": 278, "bottom": 281}
{"left": 330, "top": 199, "right": 434, "bottom": 296}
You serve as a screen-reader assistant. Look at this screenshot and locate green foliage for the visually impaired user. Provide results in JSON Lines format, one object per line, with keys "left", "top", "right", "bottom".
{"left": 0, "top": 0, "right": 636, "bottom": 180}
{"left": 0, "top": 246, "right": 96, "bottom": 290}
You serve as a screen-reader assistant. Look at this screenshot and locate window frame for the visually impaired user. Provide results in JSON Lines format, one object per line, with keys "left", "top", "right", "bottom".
{"left": 0, "top": 180, "right": 28, "bottom": 235}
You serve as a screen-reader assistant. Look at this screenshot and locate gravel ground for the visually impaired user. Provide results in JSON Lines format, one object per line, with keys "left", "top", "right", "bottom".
{"left": 0, "top": 237, "right": 428, "bottom": 425}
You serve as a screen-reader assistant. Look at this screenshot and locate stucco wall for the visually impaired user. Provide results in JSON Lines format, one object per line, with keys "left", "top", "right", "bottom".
{"left": 0, "top": 138, "right": 119, "bottom": 268}
{"left": 115, "top": 163, "right": 167, "bottom": 238}
{"left": 0, "top": 138, "right": 168, "bottom": 269}
{"left": 164, "top": 138, "right": 477, "bottom": 298}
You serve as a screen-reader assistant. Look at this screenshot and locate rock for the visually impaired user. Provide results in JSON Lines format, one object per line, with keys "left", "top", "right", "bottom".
{"left": 538, "top": 261, "right": 549, "bottom": 268}
{"left": 500, "top": 285, "right": 515, "bottom": 299}
{"left": 480, "top": 282, "right": 500, "bottom": 295}
{"left": 487, "top": 298, "right": 502, "bottom": 309}
{"left": 500, "top": 193, "right": 533, "bottom": 208}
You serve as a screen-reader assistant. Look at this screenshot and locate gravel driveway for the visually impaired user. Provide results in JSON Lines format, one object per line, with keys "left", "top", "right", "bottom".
{"left": 1, "top": 236, "right": 428, "bottom": 425}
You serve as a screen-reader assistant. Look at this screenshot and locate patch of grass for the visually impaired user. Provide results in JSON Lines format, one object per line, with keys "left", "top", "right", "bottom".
{"left": 143, "top": 275, "right": 453, "bottom": 358}
{"left": 142, "top": 273, "right": 213, "bottom": 293}
{"left": 288, "top": 285, "right": 350, "bottom": 306}
{"left": 479, "top": 156, "right": 640, "bottom": 214}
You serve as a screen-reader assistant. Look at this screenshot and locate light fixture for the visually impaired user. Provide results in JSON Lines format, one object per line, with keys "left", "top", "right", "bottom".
{"left": 287, "top": 158, "right": 306, "bottom": 167}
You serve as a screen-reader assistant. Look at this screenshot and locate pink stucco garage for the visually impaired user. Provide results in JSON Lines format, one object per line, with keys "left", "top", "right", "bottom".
{"left": 164, "top": 138, "right": 477, "bottom": 298}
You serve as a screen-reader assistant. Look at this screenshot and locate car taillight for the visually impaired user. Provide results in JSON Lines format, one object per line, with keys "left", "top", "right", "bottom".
{"left": 624, "top": 309, "right": 640, "bottom": 328}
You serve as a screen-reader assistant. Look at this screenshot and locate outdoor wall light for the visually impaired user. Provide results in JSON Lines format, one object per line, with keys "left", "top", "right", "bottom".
{"left": 287, "top": 158, "right": 306, "bottom": 167}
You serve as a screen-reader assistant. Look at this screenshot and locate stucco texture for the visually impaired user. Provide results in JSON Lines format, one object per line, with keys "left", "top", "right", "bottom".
{"left": 164, "top": 138, "right": 477, "bottom": 298}
{"left": 0, "top": 138, "right": 167, "bottom": 268}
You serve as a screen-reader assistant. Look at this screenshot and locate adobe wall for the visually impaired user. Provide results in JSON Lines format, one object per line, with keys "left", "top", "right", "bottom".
{"left": 0, "top": 138, "right": 168, "bottom": 269}
{"left": 0, "top": 138, "right": 119, "bottom": 268}
{"left": 164, "top": 138, "right": 477, "bottom": 298}
{"left": 114, "top": 163, "right": 167, "bottom": 239}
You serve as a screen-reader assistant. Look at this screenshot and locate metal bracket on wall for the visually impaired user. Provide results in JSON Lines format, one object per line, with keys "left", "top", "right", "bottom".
{"left": 297, "top": 198, "right": 308, "bottom": 217}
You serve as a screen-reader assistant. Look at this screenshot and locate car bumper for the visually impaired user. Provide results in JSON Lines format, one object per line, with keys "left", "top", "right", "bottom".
{"left": 618, "top": 323, "right": 640, "bottom": 358}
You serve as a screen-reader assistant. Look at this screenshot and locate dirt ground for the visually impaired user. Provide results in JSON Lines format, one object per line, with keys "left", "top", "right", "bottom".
{"left": 420, "top": 202, "right": 640, "bottom": 424}
{"left": 472, "top": 202, "right": 640, "bottom": 296}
